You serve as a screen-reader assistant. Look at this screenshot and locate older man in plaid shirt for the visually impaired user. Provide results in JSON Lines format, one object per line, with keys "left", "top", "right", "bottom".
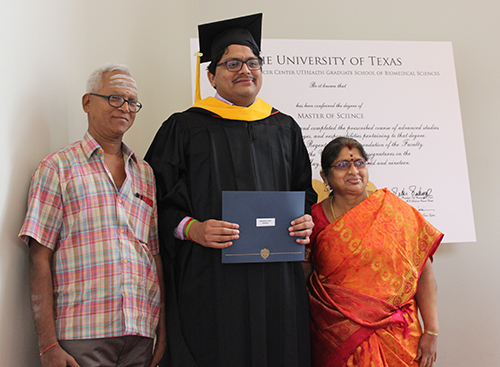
{"left": 19, "top": 63, "right": 166, "bottom": 367}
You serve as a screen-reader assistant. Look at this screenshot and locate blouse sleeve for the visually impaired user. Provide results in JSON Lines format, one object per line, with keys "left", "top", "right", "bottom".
{"left": 305, "top": 202, "right": 330, "bottom": 263}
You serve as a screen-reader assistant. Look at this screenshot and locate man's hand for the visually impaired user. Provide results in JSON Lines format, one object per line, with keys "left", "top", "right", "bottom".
{"left": 149, "top": 333, "right": 166, "bottom": 367}
{"left": 189, "top": 219, "right": 239, "bottom": 248}
{"left": 149, "top": 254, "right": 167, "bottom": 367}
{"left": 288, "top": 214, "right": 314, "bottom": 245}
{"left": 40, "top": 344, "right": 80, "bottom": 367}
{"left": 29, "top": 240, "right": 80, "bottom": 367}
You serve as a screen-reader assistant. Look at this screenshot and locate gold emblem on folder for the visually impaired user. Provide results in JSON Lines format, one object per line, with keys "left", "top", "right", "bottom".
{"left": 260, "top": 248, "right": 270, "bottom": 260}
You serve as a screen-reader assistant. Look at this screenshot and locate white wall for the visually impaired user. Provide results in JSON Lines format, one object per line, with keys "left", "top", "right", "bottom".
{"left": 1, "top": 1, "right": 497, "bottom": 365}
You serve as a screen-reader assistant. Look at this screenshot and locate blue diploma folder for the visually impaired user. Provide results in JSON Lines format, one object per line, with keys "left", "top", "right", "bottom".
{"left": 222, "top": 191, "right": 306, "bottom": 263}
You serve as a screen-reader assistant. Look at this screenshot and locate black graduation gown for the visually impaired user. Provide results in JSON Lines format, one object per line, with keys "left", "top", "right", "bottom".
{"left": 145, "top": 105, "right": 317, "bottom": 367}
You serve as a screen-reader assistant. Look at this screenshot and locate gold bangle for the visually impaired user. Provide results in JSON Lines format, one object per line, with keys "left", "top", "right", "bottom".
{"left": 425, "top": 330, "right": 438, "bottom": 337}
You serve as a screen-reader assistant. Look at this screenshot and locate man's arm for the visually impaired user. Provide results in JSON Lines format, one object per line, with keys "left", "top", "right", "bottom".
{"left": 188, "top": 219, "right": 240, "bottom": 248}
{"left": 149, "top": 254, "right": 167, "bottom": 367}
{"left": 189, "top": 214, "right": 312, "bottom": 249}
{"left": 289, "top": 214, "right": 314, "bottom": 245}
{"left": 29, "top": 239, "right": 80, "bottom": 367}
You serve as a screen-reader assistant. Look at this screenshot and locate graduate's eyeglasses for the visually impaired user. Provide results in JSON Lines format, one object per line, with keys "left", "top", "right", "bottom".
{"left": 216, "top": 58, "right": 263, "bottom": 72}
{"left": 331, "top": 159, "right": 368, "bottom": 171}
{"left": 90, "top": 93, "right": 143, "bottom": 113}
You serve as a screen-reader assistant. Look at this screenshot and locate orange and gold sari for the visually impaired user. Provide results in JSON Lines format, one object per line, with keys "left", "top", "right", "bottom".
{"left": 307, "top": 189, "right": 443, "bottom": 367}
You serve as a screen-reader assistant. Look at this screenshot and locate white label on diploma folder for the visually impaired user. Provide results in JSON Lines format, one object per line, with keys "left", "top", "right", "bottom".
{"left": 256, "top": 218, "right": 275, "bottom": 227}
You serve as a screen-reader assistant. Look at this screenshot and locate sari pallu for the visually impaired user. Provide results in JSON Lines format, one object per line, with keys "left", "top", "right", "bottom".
{"left": 308, "top": 189, "right": 443, "bottom": 367}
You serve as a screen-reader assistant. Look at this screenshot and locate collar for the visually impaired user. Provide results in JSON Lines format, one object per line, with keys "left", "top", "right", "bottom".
{"left": 214, "top": 92, "right": 257, "bottom": 106}
{"left": 81, "top": 130, "right": 136, "bottom": 162}
{"left": 191, "top": 96, "right": 274, "bottom": 121}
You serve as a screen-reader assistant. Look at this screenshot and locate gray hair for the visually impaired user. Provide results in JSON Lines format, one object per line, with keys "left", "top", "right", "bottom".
{"left": 86, "top": 63, "right": 131, "bottom": 93}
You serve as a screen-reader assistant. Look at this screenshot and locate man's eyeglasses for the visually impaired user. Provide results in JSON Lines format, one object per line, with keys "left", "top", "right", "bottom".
{"left": 331, "top": 159, "right": 368, "bottom": 171}
{"left": 216, "top": 58, "right": 263, "bottom": 72}
{"left": 90, "top": 93, "right": 143, "bottom": 113}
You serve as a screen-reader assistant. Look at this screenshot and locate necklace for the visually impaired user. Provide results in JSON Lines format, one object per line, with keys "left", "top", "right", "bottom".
{"left": 329, "top": 196, "right": 337, "bottom": 221}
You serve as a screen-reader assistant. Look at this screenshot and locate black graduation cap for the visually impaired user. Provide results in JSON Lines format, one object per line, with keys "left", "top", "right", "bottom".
{"left": 198, "top": 13, "right": 263, "bottom": 64}
{"left": 194, "top": 13, "right": 263, "bottom": 103}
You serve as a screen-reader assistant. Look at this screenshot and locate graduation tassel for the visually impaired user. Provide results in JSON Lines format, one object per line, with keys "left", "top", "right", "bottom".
{"left": 194, "top": 51, "right": 203, "bottom": 103}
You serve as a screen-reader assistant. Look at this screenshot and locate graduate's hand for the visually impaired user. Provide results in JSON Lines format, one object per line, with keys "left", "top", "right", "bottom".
{"left": 288, "top": 214, "right": 314, "bottom": 245}
{"left": 189, "top": 219, "right": 240, "bottom": 248}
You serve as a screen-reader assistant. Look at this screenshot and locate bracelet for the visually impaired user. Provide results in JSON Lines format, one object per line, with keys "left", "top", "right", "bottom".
{"left": 424, "top": 330, "right": 439, "bottom": 337}
{"left": 185, "top": 219, "right": 198, "bottom": 242}
{"left": 182, "top": 217, "right": 194, "bottom": 239}
{"left": 39, "top": 341, "right": 59, "bottom": 356}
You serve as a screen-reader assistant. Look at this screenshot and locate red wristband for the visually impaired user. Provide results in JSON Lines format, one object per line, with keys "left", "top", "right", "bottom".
{"left": 39, "top": 341, "right": 59, "bottom": 356}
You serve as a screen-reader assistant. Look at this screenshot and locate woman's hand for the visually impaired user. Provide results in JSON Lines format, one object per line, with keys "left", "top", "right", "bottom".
{"left": 415, "top": 259, "right": 439, "bottom": 367}
{"left": 415, "top": 332, "right": 437, "bottom": 367}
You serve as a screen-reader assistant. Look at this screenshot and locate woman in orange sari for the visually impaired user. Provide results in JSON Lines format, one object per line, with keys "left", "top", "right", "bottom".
{"left": 304, "top": 137, "right": 443, "bottom": 367}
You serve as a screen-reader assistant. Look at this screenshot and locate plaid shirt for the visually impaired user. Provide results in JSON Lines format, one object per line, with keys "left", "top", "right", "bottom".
{"left": 19, "top": 131, "right": 160, "bottom": 340}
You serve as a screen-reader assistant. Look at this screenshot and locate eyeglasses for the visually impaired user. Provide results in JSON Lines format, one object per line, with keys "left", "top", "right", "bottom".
{"left": 331, "top": 159, "right": 368, "bottom": 171}
{"left": 216, "top": 58, "right": 263, "bottom": 72}
{"left": 90, "top": 93, "right": 143, "bottom": 113}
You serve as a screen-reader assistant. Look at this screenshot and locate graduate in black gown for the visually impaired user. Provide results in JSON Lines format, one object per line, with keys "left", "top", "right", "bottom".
{"left": 145, "top": 13, "right": 317, "bottom": 367}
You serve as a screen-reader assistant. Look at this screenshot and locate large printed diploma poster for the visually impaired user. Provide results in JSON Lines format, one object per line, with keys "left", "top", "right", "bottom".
{"left": 191, "top": 39, "right": 476, "bottom": 243}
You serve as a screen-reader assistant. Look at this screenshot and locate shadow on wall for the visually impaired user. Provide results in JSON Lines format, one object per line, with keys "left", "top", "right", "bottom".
{"left": 0, "top": 71, "right": 70, "bottom": 366}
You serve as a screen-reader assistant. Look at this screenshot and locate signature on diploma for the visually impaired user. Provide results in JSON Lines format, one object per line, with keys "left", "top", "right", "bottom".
{"left": 391, "top": 185, "right": 433, "bottom": 201}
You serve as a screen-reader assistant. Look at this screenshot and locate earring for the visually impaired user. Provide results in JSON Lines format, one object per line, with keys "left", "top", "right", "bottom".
{"left": 320, "top": 170, "right": 331, "bottom": 191}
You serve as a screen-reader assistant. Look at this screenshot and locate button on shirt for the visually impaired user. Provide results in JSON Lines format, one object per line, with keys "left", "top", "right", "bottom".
{"left": 19, "top": 131, "right": 160, "bottom": 340}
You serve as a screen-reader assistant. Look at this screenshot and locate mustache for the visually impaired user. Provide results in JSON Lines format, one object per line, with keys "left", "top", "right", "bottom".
{"left": 233, "top": 74, "right": 256, "bottom": 83}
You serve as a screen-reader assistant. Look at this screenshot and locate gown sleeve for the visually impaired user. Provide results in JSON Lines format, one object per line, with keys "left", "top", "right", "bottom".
{"left": 290, "top": 118, "right": 318, "bottom": 213}
{"left": 145, "top": 113, "right": 192, "bottom": 261}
